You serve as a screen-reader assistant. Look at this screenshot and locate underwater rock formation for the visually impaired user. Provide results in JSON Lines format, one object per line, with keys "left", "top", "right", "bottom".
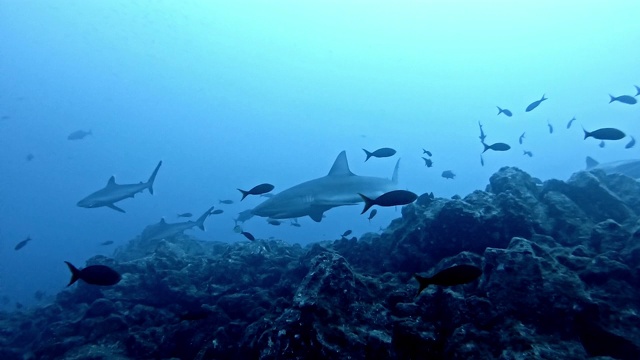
{"left": 1, "top": 166, "right": 639, "bottom": 359}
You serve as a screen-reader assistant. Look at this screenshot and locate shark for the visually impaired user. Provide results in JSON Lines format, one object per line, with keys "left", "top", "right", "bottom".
{"left": 585, "top": 156, "right": 640, "bottom": 180}
{"left": 77, "top": 161, "right": 163, "bottom": 213}
{"left": 140, "top": 206, "right": 215, "bottom": 241}
{"left": 251, "top": 150, "right": 400, "bottom": 222}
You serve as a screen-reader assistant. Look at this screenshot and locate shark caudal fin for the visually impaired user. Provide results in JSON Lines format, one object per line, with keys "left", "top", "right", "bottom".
{"left": 196, "top": 206, "right": 215, "bottom": 231}
{"left": 147, "top": 161, "right": 163, "bottom": 195}
{"left": 391, "top": 158, "right": 400, "bottom": 184}
{"left": 64, "top": 261, "right": 82, "bottom": 287}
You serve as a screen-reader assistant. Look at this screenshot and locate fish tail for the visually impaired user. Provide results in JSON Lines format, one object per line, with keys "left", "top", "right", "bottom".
{"left": 582, "top": 127, "right": 590, "bottom": 140}
{"left": 635, "top": 85, "right": 640, "bottom": 96}
{"left": 358, "top": 193, "right": 375, "bottom": 214}
{"left": 147, "top": 161, "right": 163, "bottom": 195}
{"left": 541, "top": 94, "right": 547, "bottom": 101}
{"left": 482, "top": 142, "right": 490, "bottom": 153}
{"left": 196, "top": 206, "right": 214, "bottom": 230}
{"left": 609, "top": 94, "right": 615, "bottom": 103}
{"left": 413, "top": 274, "right": 431, "bottom": 296}
{"left": 496, "top": 106, "right": 503, "bottom": 115}
{"left": 238, "top": 189, "right": 249, "bottom": 201}
{"left": 363, "top": 149, "right": 372, "bottom": 162}
{"left": 64, "top": 261, "right": 82, "bottom": 287}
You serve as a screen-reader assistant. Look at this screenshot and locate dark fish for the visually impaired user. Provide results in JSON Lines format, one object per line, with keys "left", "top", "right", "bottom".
{"left": 267, "top": 218, "right": 281, "bottom": 226}
{"left": 210, "top": 209, "right": 224, "bottom": 215}
{"left": 566, "top": 116, "right": 576, "bottom": 129}
{"left": 422, "top": 149, "right": 432, "bottom": 157}
{"left": 496, "top": 106, "right": 512, "bottom": 117}
{"left": 482, "top": 142, "right": 511, "bottom": 153}
{"left": 480, "top": 155, "right": 484, "bottom": 167}
{"left": 241, "top": 231, "right": 255, "bottom": 241}
{"left": 238, "top": 183, "right": 275, "bottom": 200}
{"left": 99, "top": 240, "right": 114, "bottom": 246}
{"left": 414, "top": 264, "right": 482, "bottom": 296}
{"left": 363, "top": 147, "right": 396, "bottom": 162}
{"left": 14, "top": 236, "right": 32, "bottom": 251}
{"left": 547, "top": 120, "right": 554, "bottom": 134}
{"left": 519, "top": 132, "right": 525, "bottom": 144}
{"left": 64, "top": 261, "right": 121, "bottom": 286}
{"left": 609, "top": 94, "right": 637, "bottom": 105}
{"left": 599, "top": 141, "right": 606, "bottom": 148}
{"left": 478, "top": 122, "right": 486, "bottom": 142}
{"left": 583, "top": 127, "right": 626, "bottom": 141}
{"left": 219, "top": 199, "right": 234, "bottom": 204}
{"left": 177, "top": 212, "right": 193, "bottom": 218}
{"left": 67, "top": 130, "right": 92, "bottom": 140}
{"left": 26, "top": 153, "right": 34, "bottom": 162}
{"left": 368, "top": 209, "right": 378, "bottom": 222}
{"left": 441, "top": 170, "right": 456, "bottom": 179}
{"left": 359, "top": 190, "right": 417, "bottom": 214}
{"left": 341, "top": 230, "right": 353, "bottom": 237}
{"left": 525, "top": 94, "right": 547, "bottom": 112}
{"left": 422, "top": 157, "right": 433, "bottom": 167}
{"left": 626, "top": 136, "right": 636, "bottom": 149}
{"left": 635, "top": 85, "right": 640, "bottom": 96}
{"left": 523, "top": 150, "right": 533, "bottom": 157}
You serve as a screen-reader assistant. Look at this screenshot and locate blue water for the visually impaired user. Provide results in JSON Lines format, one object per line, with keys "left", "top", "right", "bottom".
{"left": 1, "top": 1, "right": 638, "bottom": 308}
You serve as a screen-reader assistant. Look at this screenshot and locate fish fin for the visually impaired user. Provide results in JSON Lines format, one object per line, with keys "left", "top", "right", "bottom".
{"left": 482, "top": 142, "right": 490, "bottom": 153}
{"left": 541, "top": 94, "right": 547, "bottom": 101}
{"left": 413, "top": 273, "right": 431, "bottom": 297}
{"left": 64, "top": 261, "right": 82, "bottom": 287}
{"left": 362, "top": 149, "right": 372, "bottom": 162}
{"left": 195, "top": 206, "right": 214, "bottom": 231}
{"left": 107, "top": 204, "right": 126, "bottom": 213}
{"left": 391, "top": 158, "right": 400, "bottom": 184}
{"left": 147, "top": 161, "right": 162, "bottom": 195}
{"left": 238, "top": 189, "right": 249, "bottom": 200}
{"left": 106, "top": 176, "right": 117, "bottom": 187}
{"left": 359, "top": 193, "right": 375, "bottom": 214}
{"left": 582, "top": 127, "right": 590, "bottom": 140}
{"left": 327, "top": 151, "right": 354, "bottom": 176}
{"left": 635, "top": 85, "right": 640, "bottom": 96}
{"left": 586, "top": 156, "right": 599, "bottom": 170}
{"left": 496, "top": 106, "right": 503, "bottom": 115}
{"left": 609, "top": 94, "right": 615, "bottom": 103}
{"left": 308, "top": 206, "right": 327, "bottom": 222}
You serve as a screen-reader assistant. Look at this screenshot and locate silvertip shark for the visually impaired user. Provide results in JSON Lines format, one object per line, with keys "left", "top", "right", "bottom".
{"left": 140, "top": 206, "right": 214, "bottom": 241}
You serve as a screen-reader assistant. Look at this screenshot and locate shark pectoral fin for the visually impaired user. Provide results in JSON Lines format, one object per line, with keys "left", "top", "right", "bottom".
{"left": 107, "top": 204, "right": 126, "bottom": 213}
{"left": 308, "top": 206, "right": 331, "bottom": 222}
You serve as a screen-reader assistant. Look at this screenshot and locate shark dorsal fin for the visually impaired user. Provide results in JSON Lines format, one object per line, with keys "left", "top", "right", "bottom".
{"left": 327, "top": 151, "right": 354, "bottom": 177}
{"left": 106, "top": 176, "right": 117, "bottom": 187}
{"left": 586, "top": 156, "right": 599, "bottom": 170}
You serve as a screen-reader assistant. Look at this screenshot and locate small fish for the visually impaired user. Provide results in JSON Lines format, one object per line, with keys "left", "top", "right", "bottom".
{"left": 210, "top": 209, "right": 224, "bottom": 215}
{"left": 519, "top": 132, "right": 525, "bottom": 144}
{"left": 219, "top": 200, "right": 234, "bottom": 205}
{"left": 290, "top": 221, "right": 301, "bottom": 227}
{"left": 599, "top": 140, "right": 606, "bottom": 148}
{"left": 238, "top": 183, "right": 275, "bottom": 200}
{"left": 496, "top": 106, "right": 512, "bottom": 117}
{"left": 67, "top": 130, "right": 92, "bottom": 140}
{"left": 525, "top": 94, "right": 547, "bottom": 112}
{"left": 422, "top": 157, "right": 433, "bottom": 167}
{"left": 478, "top": 121, "right": 486, "bottom": 142}
{"left": 363, "top": 147, "right": 396, "bottom": 162}
{"left": 25, "top": 153, "right": 34, "bottom": 162}
{"left": 422, "top": 149, "right": 432, "bottom": 157}
{"left": 583, "top": 127, "right": 626, "bottom": 141}
{"left": 241, "top": 231, "right": 255, "bottom": 241}
{"left": 441, "top": 170, "right": 456, "bottom": 179}
{"left": 64, "top": 261, "right": 121, "bottom": 286}
{"left": 177, "top": 212, "right": 193, "bottom": 218}
{"left": 625, "top": 136, "right": 636, "bottom": 149}
{"left": 609, "top": 94, "right": 637, "bottom": 105}
{"left": 523, "top": 150, "right": 533, "bottom": 157}
{"left": 635, "top": 85, "right": 640, "bottom": 96}
{"left": 414, "top": 264, "right": 482, "bottom": 296}
{"left": 566, "top": 116, "right": 576, "bottom": 129}
{"left": 368, "top": 209, "right": 378, "bottom": 222}
{"left": 359, "top": 190, "right": 418, "bottom": 214}
{"left": 480, "top": 155, "right": 484, "bottom": 167}
{"left": 482, "top": 142, "right": 511, "bottom": 153}
{"left": 14, "top": 236, "right": 32, "bottom": 251}
{"left": 233, "top": 224, "right": 243, "bottom": 233}
{"left": 267, "top": 218, "right": 281, "bottom": 226}
{"left": 547, "top": 120, "right": 554, "bottom": 134}
{"left": 99, "top": 240, "right": 114, "bottom": 246}
{"left": 341, "top": 230, "right": 353, "bottom": 238}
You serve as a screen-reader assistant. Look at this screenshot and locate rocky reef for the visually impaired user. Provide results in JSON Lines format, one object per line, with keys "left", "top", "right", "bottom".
{"left": 1, "top": 167, "right": 640, "bottom": 359}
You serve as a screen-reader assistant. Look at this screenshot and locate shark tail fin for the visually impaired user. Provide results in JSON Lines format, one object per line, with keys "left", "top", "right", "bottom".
{"left": 392, "top": 158, "right": 400, "bottom": 184}
{"left": 413, "top": 273, "right": 431, "bottom": 296}
{"left": 363, "top": 149, "right": 373, "bottom": 162}
{"left": 196, "top": 206, "right": 215, "bottom": 231}
{"left": 147, "top": 161, "right": 163, "bottom": 195}
{"left": 64, "top": 261, "right": 82, "bottom": 287}
{"left": 586, "top": 156, "right": 599, "bottom": 170}
{"left": 359, "top": 193, "right": 375, "bottom": 214}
